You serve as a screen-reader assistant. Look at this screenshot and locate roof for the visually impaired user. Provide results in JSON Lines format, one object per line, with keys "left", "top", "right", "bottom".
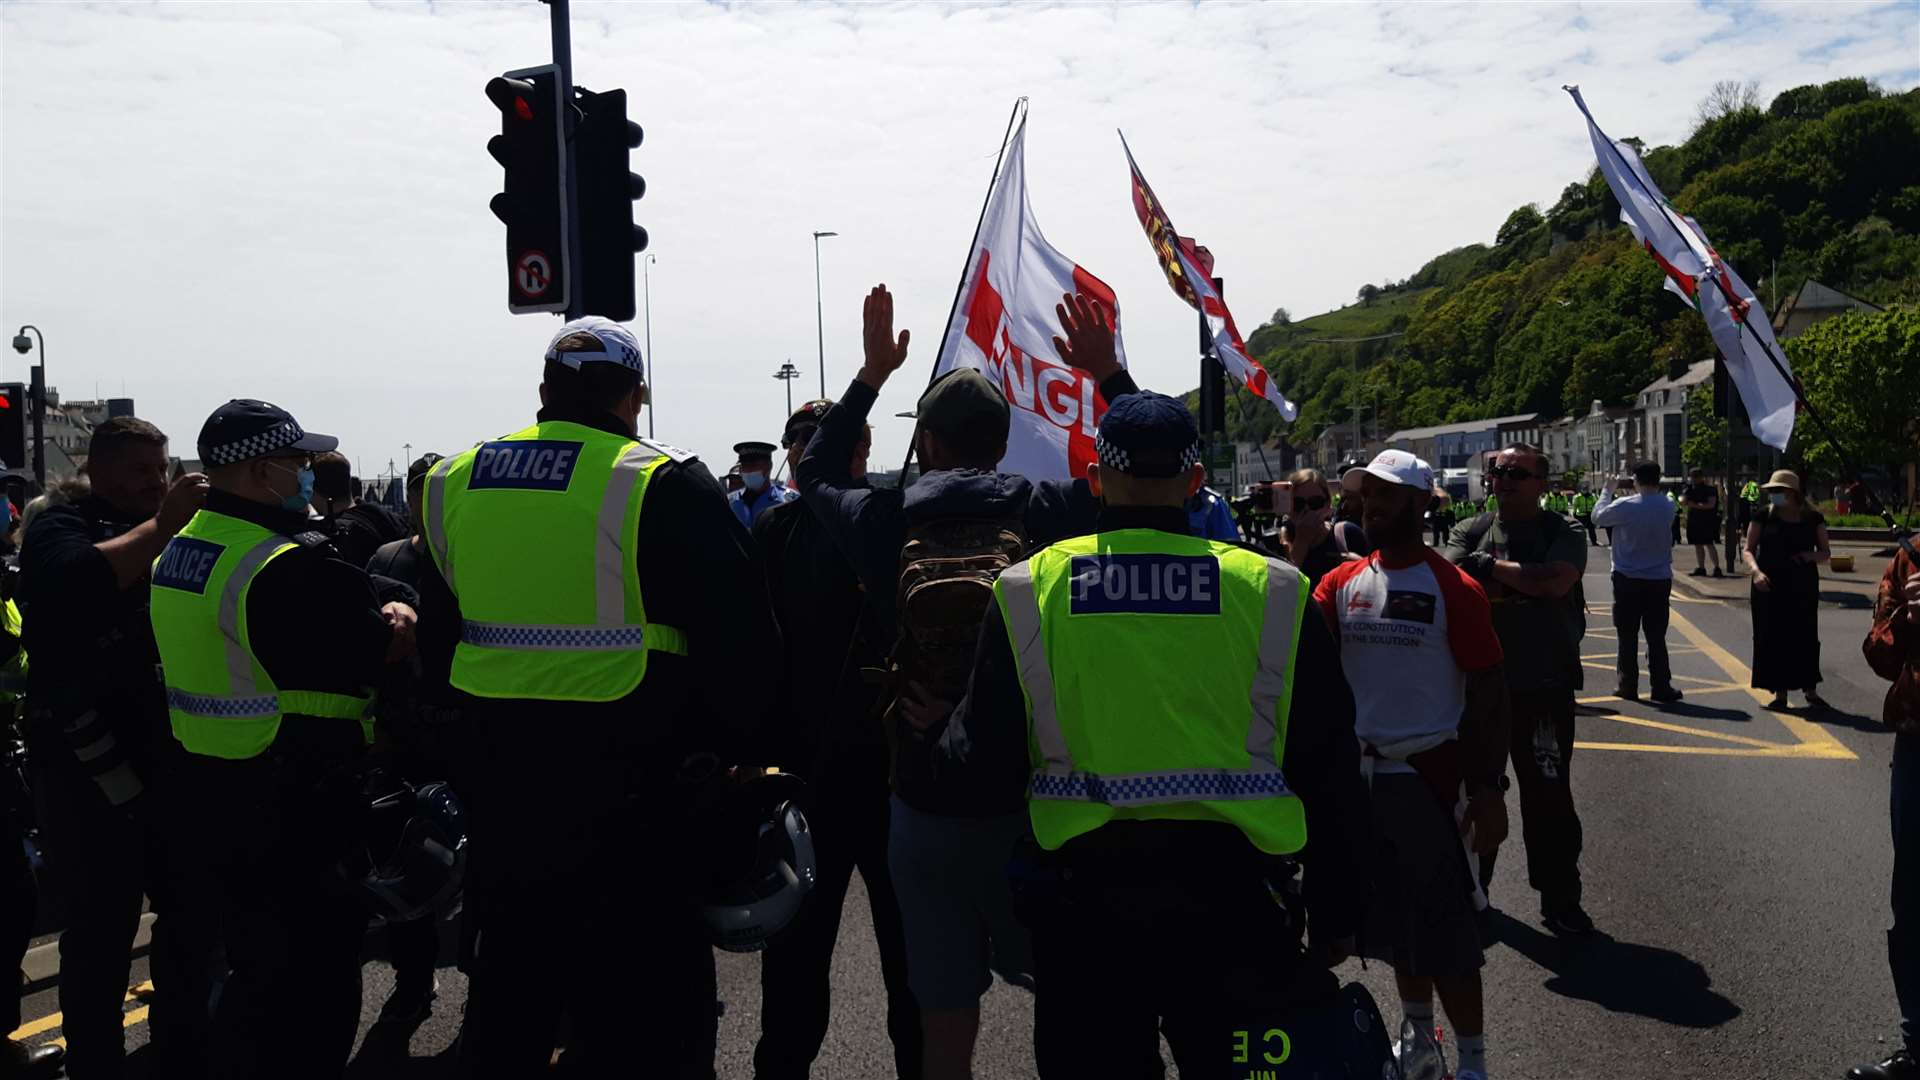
{"left": 1773, "top": 279, "right": 1883, "bottom": 331}
{"left": 1637, "top": 358, "right": 1715, "bottom": 396}
{"left": 1385, "top": 413, "right": 1545, "bottom": 442}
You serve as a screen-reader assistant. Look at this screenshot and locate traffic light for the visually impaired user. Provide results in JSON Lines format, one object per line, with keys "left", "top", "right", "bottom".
{"left": 486, "top": 64, "right": 569, "bottom": 315}
{"left": 0, "top": 384, "right": 25, "bottom": 474}
{"left": 574, "top": 86, "right": 647, "bottom": 322}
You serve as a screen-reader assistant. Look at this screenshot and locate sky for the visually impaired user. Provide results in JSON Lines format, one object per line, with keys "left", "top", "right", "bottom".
{"left": 3, "top": 0, "right": 1916, "bottom": 478}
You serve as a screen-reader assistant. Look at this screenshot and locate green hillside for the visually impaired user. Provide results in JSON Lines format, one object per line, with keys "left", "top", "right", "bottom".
{"left": 1220, "top": 78, "right": 1920, "bottom": 470}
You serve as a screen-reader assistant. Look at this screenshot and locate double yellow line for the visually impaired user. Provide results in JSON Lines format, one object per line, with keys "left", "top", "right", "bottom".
{"left": 9, "top": 979, "right": 152, "bottom": 1048}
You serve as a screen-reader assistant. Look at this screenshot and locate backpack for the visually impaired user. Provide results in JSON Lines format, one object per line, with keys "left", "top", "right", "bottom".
{"left": 885, "top": 515, "right": 1028, "bottom": 729}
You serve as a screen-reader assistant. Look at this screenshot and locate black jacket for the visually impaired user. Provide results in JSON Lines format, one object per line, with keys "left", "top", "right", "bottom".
{"left": 796, "top": 371, "right": 1140, "bottom": 814}
{"left": 325, "top": 502, "right": 411, "bottom": 570}
{"left": 938, "top": 505, "right": 1372, "bottom": 943}
{"left": 418, "top": 406, "right": 779, "bottom": 841}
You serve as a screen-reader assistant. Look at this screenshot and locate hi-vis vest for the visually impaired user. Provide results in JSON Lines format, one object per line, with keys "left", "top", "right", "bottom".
{"left": 995, "top": 529, "right": 1310, "bottom": 855}
{"left": 422, "top": 421, "right": 689, "bottom": 702}
{"left": 150, "top": 510, "right": 373, "bottom": 760}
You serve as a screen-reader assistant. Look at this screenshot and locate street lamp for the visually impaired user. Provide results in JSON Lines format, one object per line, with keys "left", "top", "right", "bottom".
{"left": 11, "top": 325, "right": 44, "bottom": 487}
{"left": 773, "top": 360, "right": 802, "bottom": 419}
{"left": 642, "top": 253, "right": 658, "bottom": 438}
{"left": 812, "top": 230, "right": 837, "bottom": 399}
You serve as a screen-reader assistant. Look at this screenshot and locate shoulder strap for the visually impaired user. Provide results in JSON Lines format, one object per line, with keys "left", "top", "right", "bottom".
{"left": 636, "top": 438, "right": 698, "bottom": 465}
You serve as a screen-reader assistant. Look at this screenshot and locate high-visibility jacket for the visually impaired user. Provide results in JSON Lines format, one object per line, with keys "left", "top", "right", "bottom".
{"left": 994, "top": 528, "right": 1309, "bottom": 855}
{"left": 422, "top": 420, "right": 689, "bottom": 702}
{"left": 150, "top": 510, "right": 373, "bottom": 760}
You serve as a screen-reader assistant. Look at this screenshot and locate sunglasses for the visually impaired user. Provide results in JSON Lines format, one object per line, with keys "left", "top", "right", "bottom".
{"left": 1295, "top": 496, "right": 1330, "bottom": 511}
{"left": 1487, "top": 465, "right": 1540, "bottom": 483}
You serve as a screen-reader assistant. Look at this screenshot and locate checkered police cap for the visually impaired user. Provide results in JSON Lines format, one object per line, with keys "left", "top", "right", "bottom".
{"left": 196, "top": 400, "right": 338, "bottom": 467}
{"left": 1094, "top": 392, "right": 1202, "bottom": 478}
{"left": 546, "top": 317, "right": 645, "bottom": 376}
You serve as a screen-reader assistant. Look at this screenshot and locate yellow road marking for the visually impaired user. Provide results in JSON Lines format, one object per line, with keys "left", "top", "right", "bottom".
{"left": 1582, "top": 648, "right": 1701, "bottom": 660}
{"left": 12, "top": 980, "right": 153, "bottom": 1044}
{"left": 1667, "top": 606, "right": 1857, "bottom": 760}
{"left": 1577, "top": 740, "right": 1854, "bottom": 757}
{"left": 1584, "top": 712, "right": 1786, "bottom": 748}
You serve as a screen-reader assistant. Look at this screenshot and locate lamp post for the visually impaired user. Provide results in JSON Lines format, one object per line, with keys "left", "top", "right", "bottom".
{"left": 10, "top": 326, "right": 44, "bottom": 488}
{"left": 812, "top": 231, "right": 837, "bottom": 399}
{"left": 774, "top": 360, "right": 802, "bottom": 419}
{"left": 643, "top": 253, "right": 658, "bottom": 438}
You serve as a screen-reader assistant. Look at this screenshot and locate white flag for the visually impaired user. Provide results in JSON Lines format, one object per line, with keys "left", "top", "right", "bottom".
{"left": 933, "top": 120, "right": 1127, "bottom": 482}
{"left": 1567, "top": 86, "right": 1798, "bottom": 450}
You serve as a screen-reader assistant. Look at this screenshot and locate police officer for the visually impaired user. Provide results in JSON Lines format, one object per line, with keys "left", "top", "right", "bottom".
{"left": 729, "top": 440, "right": 796, "bottom": 528}
{"left": 420, "top": 318, "right": 776, "bottom": 1078}
{"left": 150, "top": 399, "right": 418, "bottom": 1080}
{"left": 932, "top": 392, "right": 1374, "bottom": 1078}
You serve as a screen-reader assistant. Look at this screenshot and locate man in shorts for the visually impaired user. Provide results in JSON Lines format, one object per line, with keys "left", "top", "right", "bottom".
{"left": 1317, "top": 450, "right": 1511, "bottom": 1080}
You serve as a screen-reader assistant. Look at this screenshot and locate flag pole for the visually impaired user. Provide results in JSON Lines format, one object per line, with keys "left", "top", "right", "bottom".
{"left": 1566, "top": 86, "right": 1911, "bottom": 550}
{"left": 893, "top": 96, "right": 1029, "bottom": 489}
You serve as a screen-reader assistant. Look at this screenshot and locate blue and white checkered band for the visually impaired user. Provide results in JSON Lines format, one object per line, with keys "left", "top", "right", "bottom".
{"left": 1093, "top": 433, "right": 1204, "bottom": 475}
{"left": 205, "top": 420, "right": 305, "bottom": 467}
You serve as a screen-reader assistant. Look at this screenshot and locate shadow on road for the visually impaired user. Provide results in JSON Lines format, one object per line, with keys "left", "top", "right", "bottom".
{"left": 1805, "top": 704, "right": 1887, "bottom": 734}
{"left": 1489, "top": 910, "right": 1742, "bottom": 1029}
{"left": 1652, "top": 700, "right": 1754, "bottom": 723}
{"left": 349, "top": 1028, "right": 458, "bottom": 1078}
{"left": 1818, "top": 591, "right": 1873, "bottom": 610}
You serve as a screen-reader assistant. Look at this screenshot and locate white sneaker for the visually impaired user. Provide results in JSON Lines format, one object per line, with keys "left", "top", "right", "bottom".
{"left": 1395, "top": 1020, "right": 1447, "bottom": 1080}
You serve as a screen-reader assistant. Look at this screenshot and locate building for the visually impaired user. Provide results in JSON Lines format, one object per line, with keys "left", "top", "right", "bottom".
{"left": 1634, "top": 359, "right": 1714, "bottom": 479}
{"left": 1382, "top": 413, "right": 1543, "bottom": 471}
{"left": 1540, "top": 416, "right": 1579, "bottom": 478}
{"left": 1574, "top": 399, "right": 1633, "bottom": 482}
{"left": 6, "top": 391, "right": 139, "bottom": 480}
{"left": 1299, "top": 422, "right": 1369, "bottom": 472}
{"left": 1772, "top": 279, "right": 1883, "bottom": 340}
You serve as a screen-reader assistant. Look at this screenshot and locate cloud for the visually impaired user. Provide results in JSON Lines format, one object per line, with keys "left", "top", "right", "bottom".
{"left": 2, "top": 0, "right": 1914, "bottom": 473}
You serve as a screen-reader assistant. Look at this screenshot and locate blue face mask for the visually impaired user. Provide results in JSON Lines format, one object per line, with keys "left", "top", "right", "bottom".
{"left": 269, "top": 461, "right": 315, "bottom": 512}
{"left": 742, "top": 470, "right": 770, "bottom": 493}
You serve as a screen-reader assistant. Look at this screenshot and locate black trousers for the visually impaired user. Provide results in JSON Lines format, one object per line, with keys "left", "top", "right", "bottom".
{"left": 2, "top": 797, "right": 34, "bottom": 1037}
{"left": 1025, "top": 839, "right": 1333, "bottom": 1080}
{"left": 1611, "top": 574, "right": 1675, "bottom": 694}
{"left": 1891, "top": 732, "right": 1920, "bottom": 1049}
{"left": 753, "top": 742, "right": 919, "bottom": 1080}
{"left": 174, "top": 756, "right": 365, "bottom": 1080}
{"left": 1480, "top": 690, "right": 1583, "bottom": 909}
{"left": 34, "top": 759, "right": 215, "bottom": 1079}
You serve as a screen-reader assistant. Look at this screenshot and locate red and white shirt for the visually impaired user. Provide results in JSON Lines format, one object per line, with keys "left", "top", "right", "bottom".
{"left": 1313, "top": 549, "right": 1503, "bottom": 768}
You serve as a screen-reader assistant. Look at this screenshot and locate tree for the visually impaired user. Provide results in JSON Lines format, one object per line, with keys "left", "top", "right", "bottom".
{"left": 1697, "top": 79, "right": 1760, "bottom": 128}
{"left": 1496, "top": 204, "right": 1545, "bottom": 247}
{"left": 1270, "top": 307, "right": 1292, "bottom": 326}
{"left": 1356, "top": 283, "right": 1381, "bottom": 307}
{"left": 1788, "top": 305, "right": 1920, "bottom": 480}
{"left": 1680, "top": 381, "right": 1727, "bottom": 471}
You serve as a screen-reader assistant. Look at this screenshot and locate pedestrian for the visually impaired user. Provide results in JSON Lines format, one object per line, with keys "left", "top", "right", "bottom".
{"left": 1281, "top": 468, "right": 1355, "bottom": 588}
{"left": 1743, "top": 469, "right": 1831, "bottom": 710}
{"left": 1321, "top": 450, "right": 1509, "bottom": 1080}
{"left": 309, "top": 451, "right": 410, "bottom": 568}
{"left": 1682, "top": 467, "right": 1725, "bottom": 577}
{"left": 1185, "top": 481, "right": 1239, "bottom": 541}
{"left": 1333, "top": 461, "right": 1374, "bottom": 556}
{"left": 729, "top": 441, "right": 797, "bottom": 528}
{"left": 1856, "top": 540, "right": 1920, "bottom": 1080}
{"left": 932, "top": 392, "right": 1379, "bottom": 1079}
{"left": 1573, "top": 488, "right": 1600, "bottom": 547}
{"left": 751, "top": 401, "right": 921, "bottom": 1080}
{"left": 361, "top": 451, "right": 456, "bottom": 1036}
{"left": 150, "top": 400, "right": 418, "bottom": 1080}
{"left": 795, "top": 285, "right": 1143, "bottom": 1080}
{"left": 1446, "top": 444, "right": 1594, "bottom": 936}
{"left": 1591, "top": 463, "right": 1683, "bottom": 703}
{"left": 0, "top": 576, "right": 60, "bottom": 1077}
{"left": 420, "top": 318, "right": 775, "bottom": 1078}
{"left": 18, "top": 418, "right": 216, "bottom": 1080}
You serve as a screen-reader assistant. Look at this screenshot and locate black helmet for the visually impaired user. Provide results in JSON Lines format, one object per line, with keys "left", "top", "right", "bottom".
{"left": 340, "top": 774, "right": 468, "bottom": 925}
{"left": 698, "top": 772, "right": 816, "bottom": 953}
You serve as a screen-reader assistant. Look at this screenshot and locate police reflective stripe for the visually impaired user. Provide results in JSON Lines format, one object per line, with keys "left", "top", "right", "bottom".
{"left": 462, "top": 620, "right": 649, "bottom": 651}
{"left": 1029, "top": 766, "right": 1293, "bottom": 805}
{"left": 278, "top": 690, "right": 373, "bottom": 720}
{"left": 217, "top": 536, "right": 292, "bottom": 694}
{"left": 424, "top": 461, "right": 454, "bottom": 591}
{"left": 594, "top": 442, "right": 666, "bottom": 626}
{"left": 166, "top": 688, "right": 279, "bottom": 718}
{"left": 996, "top": 562, "right": 1071, "bottom": 772}
{"left": 1245, "top": 559, "right": 1308, "bottom": 765}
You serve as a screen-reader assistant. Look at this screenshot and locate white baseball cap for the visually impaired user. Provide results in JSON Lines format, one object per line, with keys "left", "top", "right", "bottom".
{"left": 545, "top": 316, "right": 645, "bottom": 375}
{"left": 1342, "top": 449, "right": 1434, "bottom": 493}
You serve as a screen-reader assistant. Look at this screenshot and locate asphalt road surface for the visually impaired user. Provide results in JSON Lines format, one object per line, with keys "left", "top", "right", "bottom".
{"left": 10, "top": 558, "right": 1908, "bottom": 1079}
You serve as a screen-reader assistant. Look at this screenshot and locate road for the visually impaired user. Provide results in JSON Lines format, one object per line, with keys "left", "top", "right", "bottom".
{"left": 7, "top": 553, "right": 1907, "bottom": 1079}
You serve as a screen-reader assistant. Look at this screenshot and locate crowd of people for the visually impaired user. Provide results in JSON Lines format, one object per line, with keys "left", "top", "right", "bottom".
{"left": 0, "top": 277, "right": 1907, "bottom": 1080}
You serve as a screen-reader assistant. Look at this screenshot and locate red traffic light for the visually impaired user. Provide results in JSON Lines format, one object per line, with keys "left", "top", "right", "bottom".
{"left": 514, "top": 97, "right": 533, "bottom": 122}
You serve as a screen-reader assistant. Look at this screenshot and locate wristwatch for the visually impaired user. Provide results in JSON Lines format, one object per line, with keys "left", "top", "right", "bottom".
{"left": 1471, "top": 776, "right": 1511, "bottom": 797}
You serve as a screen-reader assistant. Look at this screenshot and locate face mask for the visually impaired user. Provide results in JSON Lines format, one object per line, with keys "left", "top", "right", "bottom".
{"left": 268, "top": 461, "right": 315, "bottom": 512}
{"left": 1769, "top": 493, "right": 1789, "bottom": 509}
{"left": 742, "top": 471, "right": 769, "bottom": 493}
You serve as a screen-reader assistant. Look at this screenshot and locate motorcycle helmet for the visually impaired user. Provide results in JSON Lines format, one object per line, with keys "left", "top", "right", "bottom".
{"left": 698, "top": 771, "right": 816, "bottom": 953}
{"left": 341, "top": 774, "right": 468, "bottom": 925}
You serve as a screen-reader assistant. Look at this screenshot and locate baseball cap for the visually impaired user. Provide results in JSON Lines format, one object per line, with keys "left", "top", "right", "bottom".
{"left": 545, "top": 316, "right": 645, "bottom": 375}
{"left": 916, "top": 368, "right": 1010, "bottom": 441}
{"left": 406, "top": 453, "right": 445, "bottom": 485}
{"left": 782, "top": 400, "right": 833, "bottom": 449}
{"left": 196, "top": 400, "right": 339, "bottom": 468}
{"left": 1341, "top": 449, "right": 1434, "bottom": 493}
{"left": 1094, "top": 392, "right": 1202, "bottom": 479}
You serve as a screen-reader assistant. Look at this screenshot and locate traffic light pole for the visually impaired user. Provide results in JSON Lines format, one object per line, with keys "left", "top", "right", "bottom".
{"left": 548, "top": 0, "right": 584, "bottom": 321}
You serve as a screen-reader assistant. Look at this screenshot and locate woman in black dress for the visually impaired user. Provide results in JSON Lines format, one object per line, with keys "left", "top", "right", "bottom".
{"left": 1742, "top": 469, "right": 1832, "bottom": 709}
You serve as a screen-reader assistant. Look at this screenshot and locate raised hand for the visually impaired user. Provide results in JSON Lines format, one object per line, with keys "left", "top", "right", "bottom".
{"left": 1051, "top": 291, "right": 1120, "bottom": 383}
{"left": 858, "top": 284, "right": 912, "bottom": 388}
{"left": 157, "top": 472, "right": 209, "bottom": 536}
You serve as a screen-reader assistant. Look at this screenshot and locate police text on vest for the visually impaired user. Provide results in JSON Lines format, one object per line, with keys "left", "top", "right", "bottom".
{"left": 153, "top": 537, "right": 227, "bottom": 595}
{"left": 1067, "top": 554, "right": 1222, "bottom": 615}
{"left": 468, "top": 440, "right": 583, "bottom": 492}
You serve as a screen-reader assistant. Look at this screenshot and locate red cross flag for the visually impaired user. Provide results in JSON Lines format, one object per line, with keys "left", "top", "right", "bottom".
{"left": 932, "top": 118, "right": 1127, "bottom": 482}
